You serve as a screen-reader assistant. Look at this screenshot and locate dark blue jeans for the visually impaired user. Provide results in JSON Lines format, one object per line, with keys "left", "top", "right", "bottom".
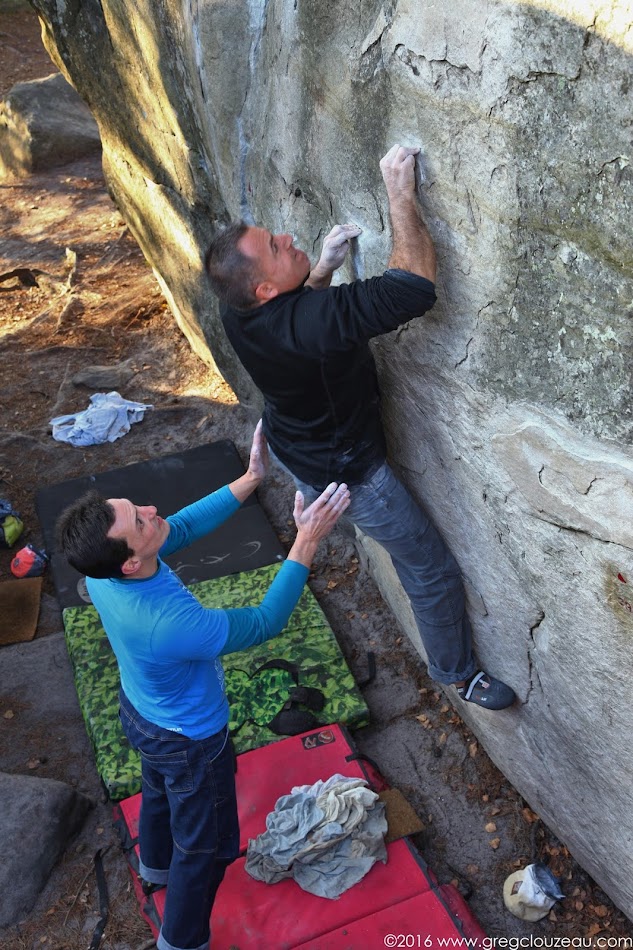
{"left": 291, "top": 461, "right": 478, "bottom": 685}
{"left": 119, "top": 690, "right": 239, "bottom": 950}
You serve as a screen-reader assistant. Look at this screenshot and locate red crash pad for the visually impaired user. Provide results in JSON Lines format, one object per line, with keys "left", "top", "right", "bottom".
{"left": 292, "top": 890, "right": 486, "bottom": 949}
{"left": 113, "top": 725, "right": 486, "bottom": 948}
{"left": 116, "top": 841, "right": 485, "bottom": 950}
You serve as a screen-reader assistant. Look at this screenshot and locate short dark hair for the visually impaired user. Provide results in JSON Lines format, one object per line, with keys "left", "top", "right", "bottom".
{"left": 204, "top": 220, "right": 260, "bottom": 310}
{"left": 57, "top": 490, "right": 133, "bottom": 579}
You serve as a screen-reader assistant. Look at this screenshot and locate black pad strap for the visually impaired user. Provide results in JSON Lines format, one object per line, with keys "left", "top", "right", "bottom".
{"left": 268, "top": 705, "right": 321, "bottom": 736}
{"left": 88, "top": 848, "right": 109, "bottom": 950}
{"left": 112, "top": 809, "right": 139, "bottom": 852}
{"left": 287, "top": 685, "right": 326, "bottom": 711}
{"left": 253, "top": 658, "right": 300, "bottom": 683}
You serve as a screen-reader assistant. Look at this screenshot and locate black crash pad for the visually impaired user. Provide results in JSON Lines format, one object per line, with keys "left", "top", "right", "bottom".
{"left": 36, "top": 441, "right": 285, "bottom": 608}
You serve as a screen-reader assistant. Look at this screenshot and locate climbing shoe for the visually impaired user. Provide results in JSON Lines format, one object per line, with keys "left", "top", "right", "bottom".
{"left": 456, "top": 670, "right": 515, "bottom": 710}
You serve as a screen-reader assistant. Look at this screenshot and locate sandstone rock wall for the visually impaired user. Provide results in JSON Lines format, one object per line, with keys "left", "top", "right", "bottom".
{"left": 30, "top": 0, "right": 633, "bottom": 918}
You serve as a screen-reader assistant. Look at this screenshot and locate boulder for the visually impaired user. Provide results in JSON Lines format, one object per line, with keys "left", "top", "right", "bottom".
{"left": 0, "top": 772, "right": 91, "bottom": 927}
{"left": 72, "top": 359, "right": 137, "bottom": 390}
{"left": 0, "top": 72, "right": 101, "bottom": 180}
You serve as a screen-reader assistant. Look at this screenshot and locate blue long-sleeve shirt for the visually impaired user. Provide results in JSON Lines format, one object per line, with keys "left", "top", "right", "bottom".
{"left": 86, "top": 485, "right": 308, "bottom": 739}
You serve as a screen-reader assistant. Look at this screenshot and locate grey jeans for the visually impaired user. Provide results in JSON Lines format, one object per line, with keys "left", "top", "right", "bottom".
{"left": 290, "top": 460, "right": 478, "bottom": 685}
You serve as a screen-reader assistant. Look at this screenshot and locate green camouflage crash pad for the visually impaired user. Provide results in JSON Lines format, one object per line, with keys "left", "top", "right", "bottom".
{"left": 222, "top": 620, "right": 368, "bottom": 752}
{"left": 62, "top": 564, "right": 369, "bottom": 800}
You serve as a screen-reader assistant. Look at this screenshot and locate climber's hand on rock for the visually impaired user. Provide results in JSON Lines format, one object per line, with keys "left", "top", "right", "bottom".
{"left": 380, "top": 144, "right": 419, "bottom": 200}
{"left": 317, "top": 223, "right": 362, "bottom": 272}
{"left": 307, "top": 224, "right": 362, "bottom": 288}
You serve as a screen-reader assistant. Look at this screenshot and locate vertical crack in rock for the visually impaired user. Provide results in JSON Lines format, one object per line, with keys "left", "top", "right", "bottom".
{"left": 368, "top": 190, "right": 385, "bottom": 232}
{"left": 247, "top": 0, "right": 268, "bottom": 73}
{"left": 237, "top": 117, "right": 253, "bottom": 222}
{"left": 311, "top": 228, "right": 324, "bottom": 253}
{"left": 583, "top": 13, "right": 599, "bottom": 49}
{"left": 358, "top": 34, "right": 386, "bottom": 75}
{"left": 188, "top": 0, "right": 209, "bottom": 110}
{"left": 454, "top": 337, "right": 473, "bottom": 369}
{"left": 464, "top": 188, "right": 478, "bottom": 232}
{"left": 356, "top": 4, "right": 392, "bottom": 78}
{"left": 525, "top": 610, "right": 546, "bottom": 705}
{"left": 236, "top": 0, "right": 270, "bottom": 219}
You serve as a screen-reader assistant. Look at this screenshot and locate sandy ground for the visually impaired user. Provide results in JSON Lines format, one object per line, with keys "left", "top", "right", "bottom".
{"left": 1, "top": 5, "right": 632, "bottom": 948}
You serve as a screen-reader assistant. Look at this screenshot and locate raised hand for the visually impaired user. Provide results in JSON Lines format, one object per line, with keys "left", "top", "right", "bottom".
{"left": 294, "top": 482, "right": 351, "bottom": 540}
{"left": 380, "top": 144, "right": 436, "bottom": 281}
{"left": 317, "top": 224, "right": 362, "bottom": 273}
{"left": 379, "top": 144, "right": 420, "bottom": 200}
{"left": 288, "top": 482, "right": 351, "bottom": 567}
{"left": 246, "top": 419, "right": 270, "bottom": 483}
{"left": 306, "top": 225, "right": 362, "bottom": 289}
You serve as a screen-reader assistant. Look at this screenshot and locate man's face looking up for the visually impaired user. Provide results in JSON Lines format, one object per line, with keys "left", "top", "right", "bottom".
{"left": 238, "top": 226, "right": 311, "bottom": 303}
{"left": 107, "top": 498, "right": 170, "bottom": 574}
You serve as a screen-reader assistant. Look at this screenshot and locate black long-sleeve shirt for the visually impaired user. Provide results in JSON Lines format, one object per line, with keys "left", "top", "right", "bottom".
{"left": 221, "top": 269, "right": 437, "bottom": 488}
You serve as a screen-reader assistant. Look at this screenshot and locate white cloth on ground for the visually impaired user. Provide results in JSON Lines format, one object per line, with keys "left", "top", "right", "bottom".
{"left": 50, "top": 391, "right": 152, "bottom": 446}
{"left": 245, "top": 774, "right": 387, "bottom": 899}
